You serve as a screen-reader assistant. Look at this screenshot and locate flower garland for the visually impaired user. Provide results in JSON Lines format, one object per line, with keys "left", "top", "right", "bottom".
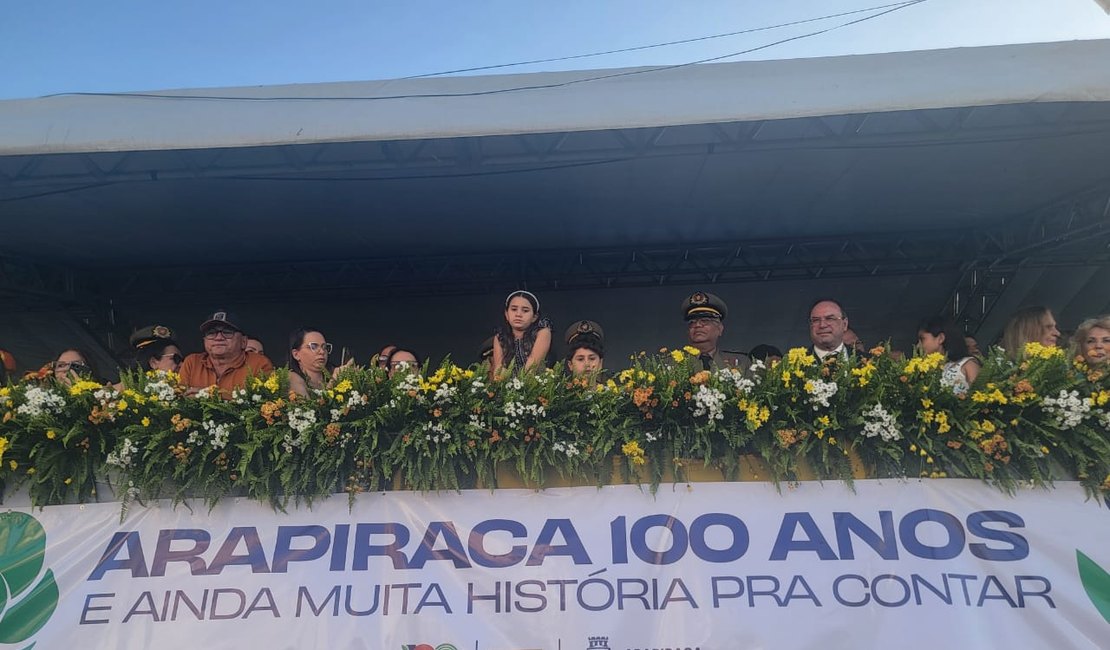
{"left": 0, "top": 342, "right": 1107, "bottom": 509}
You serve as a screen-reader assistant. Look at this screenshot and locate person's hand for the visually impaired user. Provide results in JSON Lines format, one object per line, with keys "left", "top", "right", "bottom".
{"left": 332, "top": 357, "right": 356, "bottom": 378}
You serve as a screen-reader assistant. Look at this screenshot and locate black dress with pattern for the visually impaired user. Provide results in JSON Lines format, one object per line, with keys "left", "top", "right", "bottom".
{"left": 495, "top": 317, "right": 553, "bottom": 373}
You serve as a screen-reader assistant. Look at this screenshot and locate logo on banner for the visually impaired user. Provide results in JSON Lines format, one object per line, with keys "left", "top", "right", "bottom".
{"left": 403, "top": 644, "right": 458, "bottom": 650}
{"left": 1077, "top": 549, "right": 1110, "bottom": 624}
{"left": 586, "top": 637, "right": 611, "bottom": 650}
{"left": 0, "top": 512, "right": 59, "bottom": 645}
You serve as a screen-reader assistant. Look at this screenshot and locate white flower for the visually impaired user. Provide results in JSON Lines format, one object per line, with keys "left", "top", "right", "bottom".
{"left": 288, "top": 407, "right": 317, "bottom": 434}
{"left": 1042, "top": 389, "right": 1090, "bottom": 429}
{"left": 508, "top": 377, "right": 524, "bottom": 391}
{"left": 861, "top": 403, "right": 902, "bottom": 442}
{"left": 806, "top": 379, "right": 839, "bottom": 409}
{"left": 395, "top": 373, "right": 422, "bottom": 393}
{"left": 202, "top": 419, "right": 231, "bottom": 450}
{"left": 552, "top": 440, "right": 581, "bottom": 458}
{"left": 715, "top": 368, "right": 755, "bottom": 395}
{"left": 691, "top": 385, "right": 727, "bottom": 421}
{"left": 15, "top": 386, "right": 66, "bottom": 418}
{"left": 421, "top": 420, "right": 451, "bottom": 444}
{"left": 503, "top": 400, "right": 545, "bottom": 430}
{"left": 194, "top": 387, "right": 214, "bottom": 399}
{"left": 106, "top": 437, "right": 138, "bottom": 468}
{"left": 433, "top": 383, "right": 457, "bottom": 404}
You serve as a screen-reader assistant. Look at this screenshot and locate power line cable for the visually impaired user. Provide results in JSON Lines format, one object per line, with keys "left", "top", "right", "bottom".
{"left": 402, "top": 1, "right": 922, "bottom": 79}
{"left": 42, "top": 1, "right": 928, "bottom": 104}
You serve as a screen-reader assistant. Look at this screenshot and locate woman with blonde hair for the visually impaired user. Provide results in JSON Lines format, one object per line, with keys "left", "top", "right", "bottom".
{"left": 1072, "top": 315, "right": 1110, "bottom": 366}
{"left": 1000, "top": 306, "right": 1060, "bottom": 360}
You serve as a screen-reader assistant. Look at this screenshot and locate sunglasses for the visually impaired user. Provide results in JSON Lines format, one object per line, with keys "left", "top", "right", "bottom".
{"left": 56, "top": 361, "right": 90, "bottom": 374}
{"left": 159, "top": 353, "right": 185, "bottom": 364}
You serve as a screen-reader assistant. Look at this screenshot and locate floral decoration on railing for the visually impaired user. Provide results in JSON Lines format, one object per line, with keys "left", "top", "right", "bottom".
{"left": 0, "top": 342, "right": 1107, "bottom": 511}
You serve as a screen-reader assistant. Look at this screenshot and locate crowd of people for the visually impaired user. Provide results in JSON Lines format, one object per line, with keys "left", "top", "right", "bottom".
{"left": 11, "top": 291, "right": 1110, "bottom": 399}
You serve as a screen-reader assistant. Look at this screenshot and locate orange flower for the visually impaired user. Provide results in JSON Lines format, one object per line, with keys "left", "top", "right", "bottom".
{"left": 690, "top": 371, "right": 711, "bottom": 385}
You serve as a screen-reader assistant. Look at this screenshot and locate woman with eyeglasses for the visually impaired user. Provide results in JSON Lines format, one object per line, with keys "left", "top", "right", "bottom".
{"left": 52, "top": 348, "right": 101, "bottom": 386}
{"left": 288, "top": 327, "right": 335, "bottom": 397}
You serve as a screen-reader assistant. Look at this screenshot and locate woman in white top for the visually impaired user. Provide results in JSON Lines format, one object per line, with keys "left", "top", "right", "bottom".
{"left": 916, "top": 317, "right": 980, "bottom": 396}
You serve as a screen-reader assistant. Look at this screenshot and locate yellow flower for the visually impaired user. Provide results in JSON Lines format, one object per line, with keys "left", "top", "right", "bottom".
{"left": 971, "top": 388, "right": 1009, "bottom": 405}
{"left": 0, "top": 436, "right": 7, "bottom": 463}
{"left": 817, "top": 415, "right": 830, "bottom": 427}
{"left": 903, "top": 353, "right": 945, "bottom": 375}
{"left": 46, "top": 430, "right": 57, "bottom": 440}
{"left": 670, "top": 350, "right": 686, "bottom": 363}
{"left": 141, "top": 417, "right": 151, "bottom": 427}
{"left": 621, "top": 441, "right": 647, "bottom": 466}
{"left": 786, "top": 348, "right": 816, "bottom": 367}
{"left": 683, "top": 346, "right": 700, "bottom": 356}
{"left": 1040, "top": 446, "right": 1050, "bottom": 455}
{"left": 334, "top": 379, "right": 353, "bottom": 393}
{"left": 827, "top": 436, "right": 837, "bottom": 446}
{"left": 64, "top": 477, "right": 72, "bottom": 485}
{"left": 1023, "top": 341, "right": 1063, "bottom": 360}
{"left": 8, "top": 460, "right": 16, "bottom": 471}
{"left": 117, "top": 399, "right": 129, "bottom": 411}
{"left": 26, "top": 468, "right": 36, "bottom": 475}
{"left": 68, "top": 380, "right": 103, "bottom": 396}
{"left": 909, "top": 444, "right": 918, "bottom": 452}
{"left": 851, "top": 361, "right": 875, "bottom": 386}
{"left": 263, "top": 374, "right": 281, "bottom": 393}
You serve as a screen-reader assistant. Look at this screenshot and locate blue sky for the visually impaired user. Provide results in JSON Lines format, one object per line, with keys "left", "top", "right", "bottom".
{"left": 2, "top": 0, "right": 1108, "bottom": 99}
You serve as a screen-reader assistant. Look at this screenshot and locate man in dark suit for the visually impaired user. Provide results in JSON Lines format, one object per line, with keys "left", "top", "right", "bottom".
{"left": 809, "top": 298, "right": 854, "bottom": 361}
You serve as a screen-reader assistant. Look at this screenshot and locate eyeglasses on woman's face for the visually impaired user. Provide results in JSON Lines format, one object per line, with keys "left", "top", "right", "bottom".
{"left": 303, "top": 341, "right": 333, "bottom": 355}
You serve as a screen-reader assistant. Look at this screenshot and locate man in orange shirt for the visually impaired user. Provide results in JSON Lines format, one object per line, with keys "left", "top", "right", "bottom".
{"left": 178, "top": 310, "right": 273, "bottom": 396}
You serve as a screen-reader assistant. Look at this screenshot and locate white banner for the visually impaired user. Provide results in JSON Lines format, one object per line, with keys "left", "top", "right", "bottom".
{"left": 3, "top": 480, "right": 1109, "bottom": 650}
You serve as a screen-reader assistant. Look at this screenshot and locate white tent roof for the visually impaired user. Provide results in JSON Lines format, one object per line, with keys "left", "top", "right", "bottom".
{"left": 2, "top": 39, "right": 1109, "bottom": 156}
{"left": 2, "top": 40, "right": 1109, "bottom": 368}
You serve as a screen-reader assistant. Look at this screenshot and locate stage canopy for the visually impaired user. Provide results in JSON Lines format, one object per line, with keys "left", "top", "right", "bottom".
{"left": 2, "top": 40, "right": 1109, "bottom": 370}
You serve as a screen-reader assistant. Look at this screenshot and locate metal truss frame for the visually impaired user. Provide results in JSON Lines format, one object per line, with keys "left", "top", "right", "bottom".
{"left": 83, "top": 186, "right": 1110, "bottom": 307}
{"left": 942, "top": 183, "right": 1110, "bottom": 334}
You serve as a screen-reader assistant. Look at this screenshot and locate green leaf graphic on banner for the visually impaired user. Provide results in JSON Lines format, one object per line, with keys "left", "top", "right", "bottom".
{"left": 1077, "top": 549, "right": 1110, "bottom": 624}
{"left": 0, "top": 512, "right": 59, "bottom": 644}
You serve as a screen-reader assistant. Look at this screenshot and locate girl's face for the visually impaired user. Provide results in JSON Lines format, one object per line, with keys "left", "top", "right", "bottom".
{"left": 1082, "top": 326, "right": 1110, "bottom": 365}
{"left": 150, "top": 345, "right": 182, "bottom": 372}
{"left": 292, "top": 331, "right": 329, "bottom": 374}
{"left": 505, "top": 296, "right": 538, "bottom": 332}
{"left": 1039, "top": 312, "right": 1060, "bottom": 347}
{"left": 917, "top": 331, "right": 945, "bottom": 355}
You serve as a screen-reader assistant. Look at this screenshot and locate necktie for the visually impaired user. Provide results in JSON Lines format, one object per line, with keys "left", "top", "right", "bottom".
{"left": 700, "top": 354, "right": 713, "bottom": 371}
